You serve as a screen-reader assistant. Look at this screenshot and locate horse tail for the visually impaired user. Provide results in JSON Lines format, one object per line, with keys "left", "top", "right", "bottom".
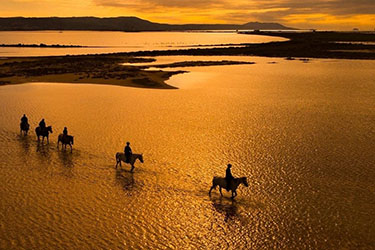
{"left": 115, "top": 152, "right": 120, "bottom": 161}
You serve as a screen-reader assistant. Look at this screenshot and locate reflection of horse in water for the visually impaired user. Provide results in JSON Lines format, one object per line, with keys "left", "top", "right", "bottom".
{"left": 116, "top": 169, "right": 135, "bottom": 191}
{"left": 20, "top": 122, "right": 29, "bottom": 136}
{"left": 115, "top": 153, "right": 144, "bottom": 172}
{"left": 58, "top": 150, "right": 74, "bottom": 170}
{"left": 57, "top": 134, "right": 74, "bottom": 152}
{"left": 35, "top": 126, "right": 53, "bottom": 144}
{"left": 211, "top": 196, "right": 238, "bottom": 222}
{"left": 209, "top": 177, "right": 249, "bottom": 199}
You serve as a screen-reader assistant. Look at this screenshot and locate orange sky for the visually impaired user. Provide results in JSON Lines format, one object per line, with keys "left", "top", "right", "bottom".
{"left": 1, "top": 0, "right": 375, "bottom": 30}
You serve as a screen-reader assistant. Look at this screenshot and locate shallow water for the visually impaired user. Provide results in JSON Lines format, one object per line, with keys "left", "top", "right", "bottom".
{"left": 0, "top": 57, "right": 375, "bottom": 249}
{"left": 0, "top": 31, "right": 286, "bottom": 57}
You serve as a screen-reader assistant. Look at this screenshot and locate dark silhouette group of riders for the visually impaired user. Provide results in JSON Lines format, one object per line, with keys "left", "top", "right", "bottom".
{"left": 20, "top": 114, "right": 71, "bottom": 144}
{"left": 20, "top": 114, "right": 240, "bottom": 194}
{"left": 22, "top": 115, "right": 69, "bottom": 139}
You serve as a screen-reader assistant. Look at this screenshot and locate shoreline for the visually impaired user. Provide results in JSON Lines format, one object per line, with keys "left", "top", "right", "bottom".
{"left": 124, "top": 31, "right": 375, "bottom": 60}
{"left": 0, "top": 55, "right": 254, "bottom": 89}
{"left": 1, "top": 31, "right": 374, "bottom": 89}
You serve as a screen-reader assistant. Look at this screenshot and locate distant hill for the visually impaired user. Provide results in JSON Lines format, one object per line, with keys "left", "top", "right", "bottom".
{"left": 0, "top": 17, "right": 295, "bottom": 31}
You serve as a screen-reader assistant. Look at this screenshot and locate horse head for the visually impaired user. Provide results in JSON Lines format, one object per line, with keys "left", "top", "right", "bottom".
{"left": 47, "top": 126, "right": 53, "bottom": 133}
{"left": 70, "top": 136, "right": 74, "bottom": 145}
{"left": 241, "top": 177, "right": 249, "bottom": 187}
{"left": 139, "top": 154, "right": 144, "bottom": 163}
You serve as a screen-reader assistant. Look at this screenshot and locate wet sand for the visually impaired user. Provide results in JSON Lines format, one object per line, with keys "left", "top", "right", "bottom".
{"left": 0, "top": 55, "right": 253, "bottom": 88}
{"left": 0, "top": 55, "right": 182, "bottom": 89}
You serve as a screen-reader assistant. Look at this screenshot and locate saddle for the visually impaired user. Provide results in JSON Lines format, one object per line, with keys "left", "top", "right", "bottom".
{"left": 226, "top": 179, "right": 233, "bottom": 191}
{"left": 20, "top": 121, "right": 29, "bottom": 130}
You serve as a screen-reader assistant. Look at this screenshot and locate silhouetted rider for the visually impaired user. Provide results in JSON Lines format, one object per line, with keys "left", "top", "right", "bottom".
{"left": 63, "top": 127, "right": 68, "bottom": 138}
{"left": 63, "top": 127, "right": 68, "bottom": 135}
{"left": 225, "top": 163, "right": 234, "bottom": 191}
{"left": 21, "top": 114, "right": 28, "bottom": 125}
{"left": 124, "top": 142, "right": 132, "bottom": 163}
{"left": 39, "top": 119, "right": 46, "bottom": 130}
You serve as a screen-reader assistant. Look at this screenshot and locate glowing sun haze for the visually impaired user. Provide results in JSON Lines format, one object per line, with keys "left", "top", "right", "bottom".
{"left": 1, "top": 0, "right": 375, "bottom": 30}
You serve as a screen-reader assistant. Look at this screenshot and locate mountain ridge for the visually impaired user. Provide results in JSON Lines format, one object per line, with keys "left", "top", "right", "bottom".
{"left": 0, "top": 16, "right": 295, "bottom": 31}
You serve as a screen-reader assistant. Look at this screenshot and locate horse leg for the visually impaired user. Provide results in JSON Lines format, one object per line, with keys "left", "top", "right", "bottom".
{"left": 130, "top": 164, "right": 135, "bottom": 172}
{"left": 231, "top": 190, "right": 237, "bottom": 199}
{"left": 219, "top": 187, "right": 223, "bottom": 196}
{"left": 69, "top": 144, "right": 72, "bottom": 153}
{"left": 209, "top": 185, "right": 215, "bottom": 196}
{"left": 47, "top": 136, "right": 49, "bottom": 144}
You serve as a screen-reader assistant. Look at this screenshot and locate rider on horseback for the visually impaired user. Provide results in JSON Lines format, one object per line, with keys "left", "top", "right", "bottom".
{"left": 21, "top": 114, "right": 28, "bottom": 125}
{"left": 225, "top": 163, "right": 234, "bottom": 191}
{"left": 39, "top": 119, "right": 46, "bottom": 131}
{"left": 63, "top": 127, "right": 68, "bottom": 138}
{"left": 124, "top": 142, "right": 132, "bottom": 163}
{"left": 20, "top": 114, "right": 30, "bottom": 133}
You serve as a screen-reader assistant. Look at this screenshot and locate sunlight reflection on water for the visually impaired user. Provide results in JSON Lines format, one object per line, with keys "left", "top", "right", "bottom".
{"left": 0, "top": 31, "right": 287, "bottom": 57}
{"left": 0, "top": 57, "right": 374, "bottom": 249}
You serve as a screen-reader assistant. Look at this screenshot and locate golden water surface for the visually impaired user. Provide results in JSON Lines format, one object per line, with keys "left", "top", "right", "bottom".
{"left": 0, "top": 57, "right": 374, "bottom": 249}
{"left": 0, "top": 31, "right": 286, "bottom": 57}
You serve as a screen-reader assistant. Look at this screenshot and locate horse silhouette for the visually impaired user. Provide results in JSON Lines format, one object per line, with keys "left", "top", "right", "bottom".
{"left": 115, "top": 152, "right": 143, "bottom": 172}
{"left": 35, "top": 126, "right": 53, "bottom": 144}
{"left": 209, "top": 176, "right": 249, "bottom": 199}
{"left": 20, "top": 122, "right": 29, "bottom": 136}
{"left": 57, "top": 134, "right": 74, "bottom": 153}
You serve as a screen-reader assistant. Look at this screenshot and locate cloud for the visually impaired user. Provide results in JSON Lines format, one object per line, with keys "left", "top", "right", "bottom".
{"left": 94, "top": 0, "right": 375, "bottom": 15}
{"left": 1, "top": 0, "right": 374, "bottom": 29}
{"left": 91, "top": 0, "right": 375, "bottom": 28}
{"left": 94, "top": 0, "right": 227, "bottom": 9}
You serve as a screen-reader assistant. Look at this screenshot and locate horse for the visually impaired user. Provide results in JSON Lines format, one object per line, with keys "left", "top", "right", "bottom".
{"left": 20, "top": 122, "right": 29, "bottom": 136}
{"left": 115, "top": 152, "right": 144, "bottom": 172}
{"left": 209, "top": 176, "right": 249, "bottom": 199}
{"left": 57, "top": 134, "right": 74, "bottom": 152}
{"left": 35, "top": 126, "right": 53, "bottom": 144}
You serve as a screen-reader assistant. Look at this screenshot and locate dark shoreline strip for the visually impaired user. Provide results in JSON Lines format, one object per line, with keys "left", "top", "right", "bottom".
{"left": 0, "top": 43, "right": 84, "bottom": 48}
